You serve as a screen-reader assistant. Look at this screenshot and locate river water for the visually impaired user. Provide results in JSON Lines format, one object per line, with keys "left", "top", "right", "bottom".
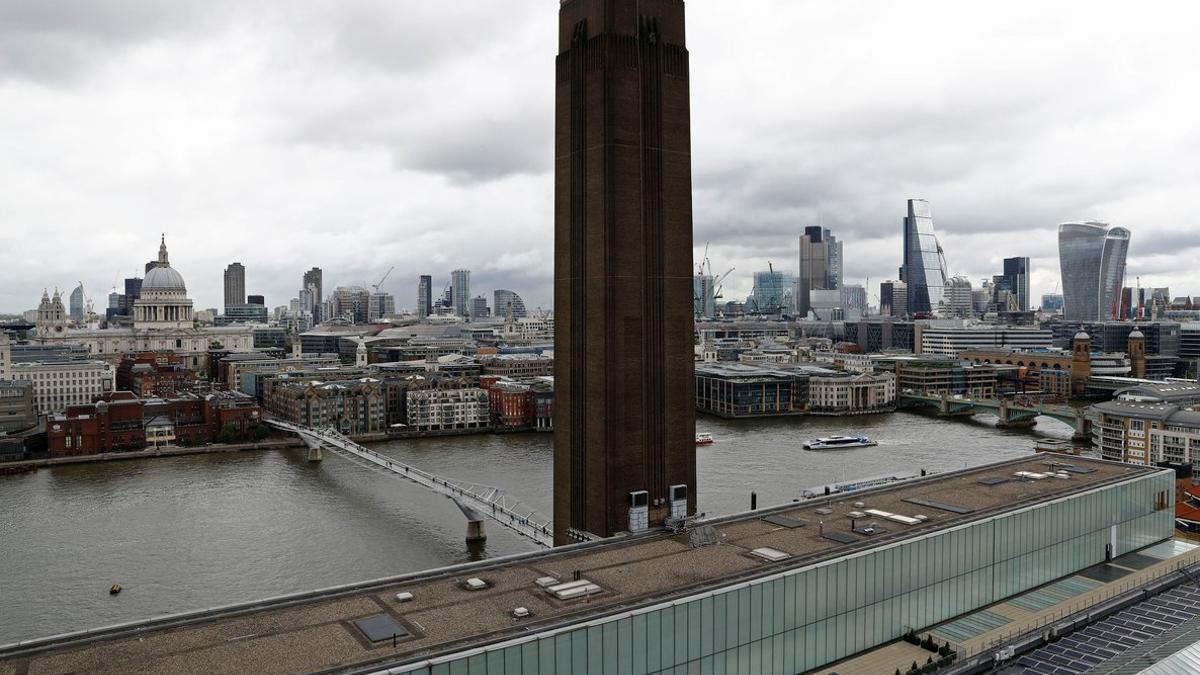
{"left": 0, "top": 411, "right": 1076, "bottom": 644}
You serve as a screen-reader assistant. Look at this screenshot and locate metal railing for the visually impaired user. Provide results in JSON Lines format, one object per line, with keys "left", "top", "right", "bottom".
{"left": 265, "top": 419, "right": 553, "bottom": 547}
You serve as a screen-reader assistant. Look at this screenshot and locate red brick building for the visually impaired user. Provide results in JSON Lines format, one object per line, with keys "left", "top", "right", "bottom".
{"left": 487, "top": 381, "right": 534, "bottom": 430}
{"left": 49, "top": 396, "right": 147, "bottom": 457}
{"left": 116, "top": 352, "right": 199, "bottom": 398}
{"left": 47, "top": 391, "right": 263, "bottom": 458}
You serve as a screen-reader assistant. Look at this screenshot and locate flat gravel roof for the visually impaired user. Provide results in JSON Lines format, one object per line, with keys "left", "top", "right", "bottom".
{"left": 0, "top": 454, "right": 1160, "bottom": 675}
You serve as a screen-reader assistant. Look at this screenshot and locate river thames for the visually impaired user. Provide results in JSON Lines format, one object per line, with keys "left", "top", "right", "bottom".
{"left": 0, "top": 411, "right": 1078, "bottom": 644}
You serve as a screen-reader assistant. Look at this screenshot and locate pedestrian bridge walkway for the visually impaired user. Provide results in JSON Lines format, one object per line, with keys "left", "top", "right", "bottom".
{"left": 263, "top": 419, "right": 554, "bottom": 548}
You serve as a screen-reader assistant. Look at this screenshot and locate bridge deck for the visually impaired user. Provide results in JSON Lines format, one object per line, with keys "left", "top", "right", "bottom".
{"left": 0, "top": 455, "right": 1154, "bottom": 675}
{"left": 270, "top": 422, "right": 554, "bottom": 547}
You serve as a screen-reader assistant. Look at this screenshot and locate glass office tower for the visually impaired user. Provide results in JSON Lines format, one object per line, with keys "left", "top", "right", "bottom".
{"left": 748, "top": 270, "right": 795, "bottom": 315}
{"left": 1058, "top": 223, "right": 1130, "bottom": 321}
{"left": 900, "top": 199, "right": 947, "bottom": 315}
{"left": 1002, "top": 257, "right": 1030, "bottom": 312}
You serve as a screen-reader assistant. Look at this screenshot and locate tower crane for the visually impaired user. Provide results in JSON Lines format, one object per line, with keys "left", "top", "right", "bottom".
{"left": 371, "top": 266, "right": 395, "bottom": 294}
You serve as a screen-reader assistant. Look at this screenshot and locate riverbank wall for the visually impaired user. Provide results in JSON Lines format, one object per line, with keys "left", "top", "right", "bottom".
{"left": 0, "top": 438, "right": 305, "bottom": 471}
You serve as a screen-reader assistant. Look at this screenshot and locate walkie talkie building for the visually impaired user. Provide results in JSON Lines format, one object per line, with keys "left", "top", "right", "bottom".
{"left": 1058, "top": 222, "right": 1130, "bottom": 321}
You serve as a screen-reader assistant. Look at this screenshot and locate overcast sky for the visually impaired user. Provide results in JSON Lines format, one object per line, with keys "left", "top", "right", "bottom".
{"left": 2, "top": 0, "right": 1199, "bottom": 315}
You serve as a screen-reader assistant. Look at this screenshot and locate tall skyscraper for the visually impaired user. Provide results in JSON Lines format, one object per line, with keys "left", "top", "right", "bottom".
{"left": 451, "top": 269, "right": 471, "bottom": 319}
{"left": 797, "top": 226, "right": 843, "bottom": 317}
{"left": 797, "top": 226, "right": 827, "bottom": 317}
{"left": 68, "top": 283, "right": 84, "bottom": 322}
{"left": 1058, "top": 222, "right": 1130, "bottom": 321}
{"left": 417, "top": 275, "right": 432, "bottom": 319}
{"left": 880, "top": 280, "right": 908, "bottom": 317}
{"left": 223, "top": 263, "right": 246, "bottom": 310}
{"left": 554, "top": 0, "right": 696, "bottom": 544}
{"left": 693, "top": 274, "right": 716, "bottom": 319}
{"left": 303, "top": 267, "right": 323, "bottom": 324}
{"left": 825, "top": 228, "right": 843, "bottom": 290}
{"left": 900, "top": 199, "right": 948, "bottom": 315}
{"left": 494, "top": 289, "right": 528, "bottom": 319}
{"left": 998, "top": 257, "right": 1030, "bottom": 312}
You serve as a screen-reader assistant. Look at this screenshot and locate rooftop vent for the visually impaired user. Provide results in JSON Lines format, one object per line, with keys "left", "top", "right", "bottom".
{"left": 847, "top": 511, "right": 866, "bottom": 519}
{"left": 394, "top": 592, "right": 413, "bottom": 603}
{"left": 535, "top": 576, "right": 559, "bottom": 589}
{"left": 512, "top": 607, "right": 531, "bottom": 618}
{"left": 852, "top": 501, "right": 865, "bottom": 508}
{"left": 544, "top": 578, "right": 602, "bottom": 600}
{"left": 814, "top": 507, "right": 833, "bottom": 515}
{"left": 464, "top": 578, "right": 488, "bottom": 591}
{"left": 750, "top": 547, "right": 791, "bottom": 562}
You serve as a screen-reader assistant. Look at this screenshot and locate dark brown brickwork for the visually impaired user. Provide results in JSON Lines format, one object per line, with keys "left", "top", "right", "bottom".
{"left": 554, "top": 0, "right": 696, "bottom": 544}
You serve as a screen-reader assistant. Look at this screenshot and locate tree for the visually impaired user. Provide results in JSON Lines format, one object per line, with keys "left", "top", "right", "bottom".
{"left": 216, "top": 424, "right": 238, "bottom": 444}
{"left": 252, "top": 425, "right": 270, "bottom": 441}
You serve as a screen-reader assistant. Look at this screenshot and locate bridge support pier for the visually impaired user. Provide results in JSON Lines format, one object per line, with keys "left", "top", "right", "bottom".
{"left": 306, "top": 445, "right": 323, "bottom": 462}
{"left": 466, "top": 519, "right": 486, "bottom": 543}
{"left": 996, "top": 419, "right": 1037, "bottom": 429}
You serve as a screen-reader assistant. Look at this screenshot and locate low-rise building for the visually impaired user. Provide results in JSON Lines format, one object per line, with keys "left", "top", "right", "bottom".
{"left": 45, "top": 391, "right": 262, "bottom": 457}
{"left": 487, "top": 380, "right": 534, "bottom": 430}
{"left": 917, "top": 324, "right": 1053, "bottom": 357}
{"left": 221, "top": 353, "right": 342, "bottom": 394}
{"left": 891, "top": 358, "right": 997, "bottom": 398}
{"left": 0, "top": 380, "right": 37, "bottom": 433}
{"left": 812, "top": 351, "right": 874, "bottom": 373}
{"left": 406, "top": 379, "right": 490, "bottom": 432}
{"left": 808, "top": 372, "right": 896, "bottom": 415}
{"left": 694, "top": 363, "right": 842, "bottom": 417}
{"left": 843, "top": 318, "right": 917, "bottom": 353}
{"left": 264, "top": 377, "right": 385, "bottom": 435}
{"left": 10, "top": 359, "right": 116, "bottom": 415}
{"left": 479, "top": 353, "right": 553, "bottom": 379}
{"left": 116, "top": 351, "right": 198, "bottom": 397}
{"left": 1090, "top": 384, "right": 1200, "bottom": 467}
{"left": 530, "top": 377, "right": 553, "bottom": 431}
{"left": 1092, "top": 400, "right": 1200, "bottom": 468}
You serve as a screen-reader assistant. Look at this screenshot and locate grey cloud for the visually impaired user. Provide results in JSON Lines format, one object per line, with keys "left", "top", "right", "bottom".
{"left": 0, "top": 0, "right": 235, "bottom": 81}
{"left": 401, "top": 118, "right": 551, "bottom": 184}
{"left": 2, "top": 2, "right": 1200, "bottom": 312}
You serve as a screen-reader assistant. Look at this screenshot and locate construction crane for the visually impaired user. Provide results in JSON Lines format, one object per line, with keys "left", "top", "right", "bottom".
{"left": 371, "top": 266, "right": 395, "bottom": 294}
{"left": 712, "top": 268, "right": 735, "bottom": 301}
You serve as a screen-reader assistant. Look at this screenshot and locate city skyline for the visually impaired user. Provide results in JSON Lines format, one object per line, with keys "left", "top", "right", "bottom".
{"left": 3, "top": 2, "right": 1200, "bottom": 313}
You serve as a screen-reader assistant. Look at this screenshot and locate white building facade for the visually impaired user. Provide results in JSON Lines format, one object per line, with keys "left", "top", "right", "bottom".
{"left": 808, "top": 372, "right": 897, "bottom": 415}
{"left": 406, "top": 387, "right": 490, "bottom": 432}
{"left": 11, "top": 360, "right": 116, "bottom": 415}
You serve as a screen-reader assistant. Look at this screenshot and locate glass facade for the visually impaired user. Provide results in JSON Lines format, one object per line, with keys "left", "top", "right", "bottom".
{"left": 747, "top": 271, "right": 794, "bottom": 315}
{"left": 1058, "top": 222, "right": 1130, "bottom": 321}
{"left": 1001, "top": 257, "right": 1030, "bottom": 313}
{"left": 1100, "top": 228, "right": 1131, "bottom": 321}
{"left": 393, "top": 470, "right": 1174, "bottom": 675}
{"left": 901, "top": 199, "right": 947, "bottom": 315}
